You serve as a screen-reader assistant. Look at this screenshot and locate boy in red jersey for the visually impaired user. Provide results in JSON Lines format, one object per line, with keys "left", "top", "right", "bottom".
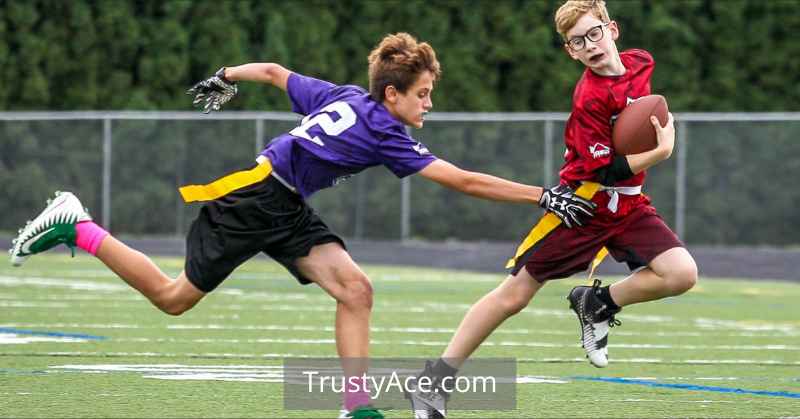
{"left": 550, "top": 0, "right": 697, "bottom": 368}
{"left": 407, "top": 1, "right": 698, "bottom": 417}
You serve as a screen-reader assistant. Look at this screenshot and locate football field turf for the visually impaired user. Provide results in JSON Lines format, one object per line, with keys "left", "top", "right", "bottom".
{"left": 1, "top": 254, "right": 799, "bottom": 418}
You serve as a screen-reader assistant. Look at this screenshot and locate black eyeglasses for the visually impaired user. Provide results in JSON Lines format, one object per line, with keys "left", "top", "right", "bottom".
{"left": 566, "top": 23, "right": 609, "bottom": 51}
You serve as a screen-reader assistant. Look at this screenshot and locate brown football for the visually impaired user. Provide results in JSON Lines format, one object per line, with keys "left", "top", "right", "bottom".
{"left": 611, "top": 95, "right": 669, "bottom": 155}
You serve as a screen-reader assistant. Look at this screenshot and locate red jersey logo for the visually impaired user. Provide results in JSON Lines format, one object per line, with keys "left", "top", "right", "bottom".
{"left": 589, "top": 143, "right": 611, "bottom": 159}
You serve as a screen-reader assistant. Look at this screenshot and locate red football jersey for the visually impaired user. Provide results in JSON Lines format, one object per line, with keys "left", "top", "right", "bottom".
{"left": 559, "top": 49, "right": 655, "bottom": 218}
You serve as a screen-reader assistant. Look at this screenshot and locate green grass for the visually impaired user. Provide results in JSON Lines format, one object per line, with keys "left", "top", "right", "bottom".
{"left": 1, "top": 254, "right": 799, "bottom": 418}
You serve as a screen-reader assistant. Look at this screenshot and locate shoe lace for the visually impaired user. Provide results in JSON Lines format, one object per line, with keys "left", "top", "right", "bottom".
{"left": 589, "top": 278, "right": 622, "bottom": 321}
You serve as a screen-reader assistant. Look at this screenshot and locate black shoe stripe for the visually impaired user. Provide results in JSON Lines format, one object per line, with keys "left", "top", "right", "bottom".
{"left": 596, "top": 335, "right": 608, "bottom": 348}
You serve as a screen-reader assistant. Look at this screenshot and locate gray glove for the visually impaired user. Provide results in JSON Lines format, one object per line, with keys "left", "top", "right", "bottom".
{"left": 187, "top": 67, "right": 238, "bottom": 113}
{"left": 539, "top": 184, "right": 596, "bottom": 228}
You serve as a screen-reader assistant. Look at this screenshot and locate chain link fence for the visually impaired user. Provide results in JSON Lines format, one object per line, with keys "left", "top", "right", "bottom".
{"left": 2, "top": 112, "right": 799, "bottom": 246}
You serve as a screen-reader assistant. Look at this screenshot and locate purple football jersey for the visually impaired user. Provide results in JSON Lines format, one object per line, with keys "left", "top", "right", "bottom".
{"left": 259, "top": 73, "right": 437, "bottom": 198}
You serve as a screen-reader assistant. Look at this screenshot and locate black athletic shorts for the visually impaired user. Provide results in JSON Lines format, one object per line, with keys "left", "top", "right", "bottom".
{"left": 185, "top": 174, "right": 345, "bottom": 293}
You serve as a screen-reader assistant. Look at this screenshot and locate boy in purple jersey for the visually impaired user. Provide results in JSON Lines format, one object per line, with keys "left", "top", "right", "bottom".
{"left": 9, "top": 33, "right": 595, "bottom": 419}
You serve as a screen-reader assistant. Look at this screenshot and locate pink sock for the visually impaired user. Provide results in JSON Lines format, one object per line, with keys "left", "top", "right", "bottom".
{"left": 75, "top": 221, "right": 109, "bottom": 255}
{"left": 344, "top": 376, "right": 371, "bottom": 411}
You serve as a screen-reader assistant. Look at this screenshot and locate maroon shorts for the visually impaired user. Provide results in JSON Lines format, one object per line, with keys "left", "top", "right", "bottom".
{"left": 511, "top": 205, "right": 684, "bottom": 282}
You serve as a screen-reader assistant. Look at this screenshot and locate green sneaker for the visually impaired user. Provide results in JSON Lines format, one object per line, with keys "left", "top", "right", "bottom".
{"left": 9, "top": 191, "right": 92, "bottom": 266}
{"left": 339, "top": 405, "right": 384, "bottom": 419}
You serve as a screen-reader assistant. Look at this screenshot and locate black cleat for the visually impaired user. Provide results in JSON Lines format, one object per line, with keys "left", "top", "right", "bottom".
{"left": 405, "top": 361, "right": 448, "bottom": 418}
{"left": 567, "top": 279, "right": 621, "bottom": 368}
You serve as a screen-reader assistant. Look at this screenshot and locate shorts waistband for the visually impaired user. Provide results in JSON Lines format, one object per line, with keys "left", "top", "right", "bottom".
{"left": 256, "top": 155, "right": 297, "bottom": 194}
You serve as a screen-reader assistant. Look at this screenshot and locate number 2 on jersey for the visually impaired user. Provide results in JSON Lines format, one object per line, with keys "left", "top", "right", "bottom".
{"left": 289, "top": 101, "right": 357, "bottom": 146}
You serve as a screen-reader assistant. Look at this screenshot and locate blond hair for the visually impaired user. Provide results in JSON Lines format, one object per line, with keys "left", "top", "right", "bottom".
{"left": 367, "top": 33, "right": 441, "bottom": 102}
{"left": 555, "top": 0, "right": 611, "bottom": 40}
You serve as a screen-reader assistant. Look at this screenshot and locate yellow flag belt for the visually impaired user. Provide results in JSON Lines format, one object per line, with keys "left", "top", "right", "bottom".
{"left": 178, "top": 159, "right": 273, "bottom": 203}
{"left": 505, "top": 182, "right": 609, "bottom": 281}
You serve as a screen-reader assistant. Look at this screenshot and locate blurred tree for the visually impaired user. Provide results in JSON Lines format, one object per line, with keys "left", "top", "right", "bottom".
{"left": 0, "top": 0, "right": 797, "bottom": 111}
{"left": 6, "top": 1, "right": 49, "bottom": 108}
{"left": 94, "top": 1, "right": 141, "bottom": 108}
{"left": 0, "top": 1, "right": 9, "bottom": 108}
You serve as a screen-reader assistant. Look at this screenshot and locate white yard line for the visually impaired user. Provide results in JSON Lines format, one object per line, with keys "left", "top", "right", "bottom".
{"left": 546, "top": 398, "right": 736, "bottom": 403}
{"left": 0, "top": 297, "right": 683, "bottom": 324}
{"left": 0, "top": 333, "right": 88, "bottom": 344}
{"left": 695, "top": 317, "right": 798, "bottom": 333}
{"left": 1, "top": 322, "right": 797, "bottom": 338}
{"left": 0, "top": 323, "right": 142, "bottom": 329}
{"left": 92, "top": 336, "right": 800, "bottom": 351}
{"left": 49, "top": 364, "right": 563, "bottom": 384}
{"left": 4, "top": 326, "right": 798, "bottom": 351}
{"left": 2, "top": 350, "right": 797, "bottom": 366}
{"left": 0, "top": 276, "right": 128, "bottom": 292}
{"left": 42, "top": 364, "right": 791, "bottom": 386}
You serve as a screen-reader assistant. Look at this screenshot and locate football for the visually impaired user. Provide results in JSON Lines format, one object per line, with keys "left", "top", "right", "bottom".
{"left": 611, "top": 95, "right": 669, "bottom": 155}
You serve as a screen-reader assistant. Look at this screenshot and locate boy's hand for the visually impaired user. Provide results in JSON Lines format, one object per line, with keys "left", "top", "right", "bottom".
{"left": 187, "top": 67, "right": 238, "bottom": 113}
{"left": 651, "top": 112, "right": 675, "bottom": 159}
{"left": 539, "top": 184, "right": 596, "bottom": 228}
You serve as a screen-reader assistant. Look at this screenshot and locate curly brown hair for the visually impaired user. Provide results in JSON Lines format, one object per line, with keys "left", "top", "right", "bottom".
{"left": 367, "top": 33, "right": 441, "bottom": 102}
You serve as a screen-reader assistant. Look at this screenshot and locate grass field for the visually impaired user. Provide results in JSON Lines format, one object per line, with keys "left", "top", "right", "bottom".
{"left": 1, "top": 253, "right": 799, "bottom": 418}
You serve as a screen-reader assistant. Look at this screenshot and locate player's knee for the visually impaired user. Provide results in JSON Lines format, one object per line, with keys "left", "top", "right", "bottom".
{"left": 151, "top": 294, "right": 193, "bottom": 316}
{"left": 160, "top": 301, "right": 191, "bottom": 316}
{"left": 152, "top": 286, "right": 199, "bottom": 316}
{"left": 339, "top": 273, "right": 374, "bottom": 311}
{"left": 498, "top": 293, "right": 531, "bottom": 316}
{"left": 668, "top": 259, "right": 698, "bottom": 295}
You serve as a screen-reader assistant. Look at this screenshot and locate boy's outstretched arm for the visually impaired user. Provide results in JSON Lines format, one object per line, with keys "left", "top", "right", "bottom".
{"left": 188, "top": 63, "right": 292, "bottom": 113}
{"left": 418, "top": 159, "right": 596, "bottom": 228}
{"left": 419, "top": 159, "right": 542, "bottom": 204}
{"left": 223, "top": 63, "right": 292, "bottom": 91}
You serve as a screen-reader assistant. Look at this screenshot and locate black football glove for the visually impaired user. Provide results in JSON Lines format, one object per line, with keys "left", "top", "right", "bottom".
{"left": 539, "top": 184, "right": 597, "bottom": 228}
{"left": 187, "top": 67, "right": 238, "bottom": 113}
